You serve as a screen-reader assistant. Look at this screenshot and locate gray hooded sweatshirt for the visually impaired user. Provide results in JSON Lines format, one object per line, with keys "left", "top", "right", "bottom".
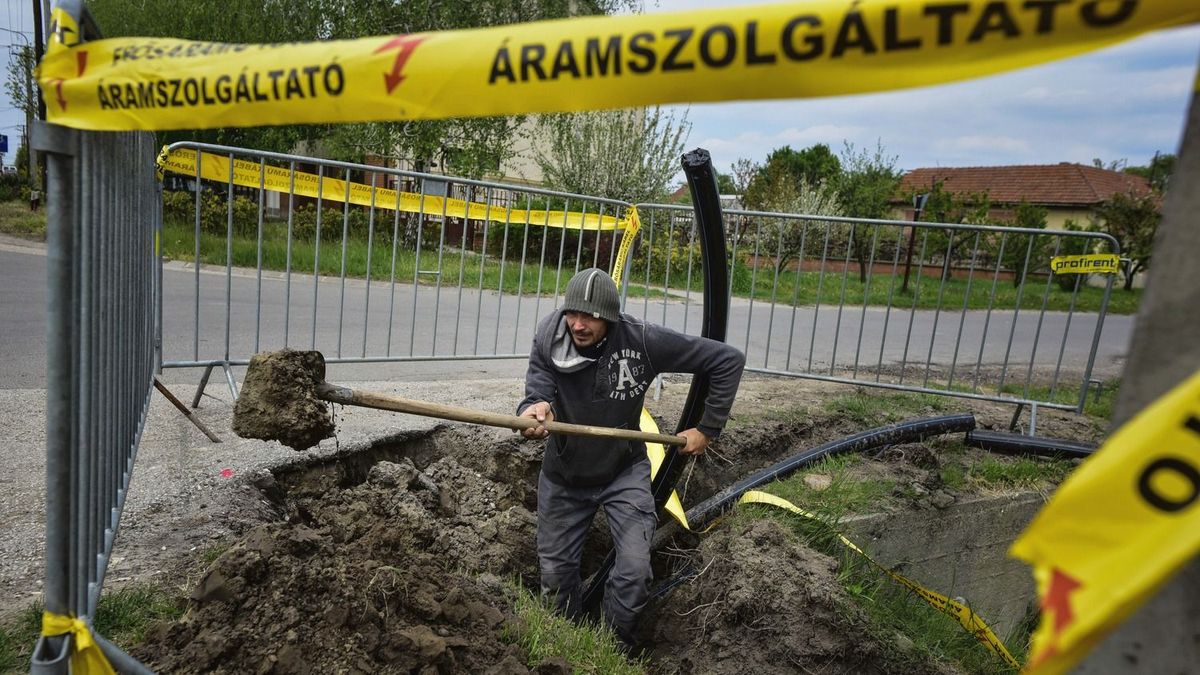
{"left": 518, "top": 310, "right": 745, "bottom": 487}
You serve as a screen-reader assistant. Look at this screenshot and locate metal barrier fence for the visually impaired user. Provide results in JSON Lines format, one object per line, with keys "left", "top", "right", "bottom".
{"left": 32, "top": 120, "right": 161, "bottom": 671}
{"left": 624, "top": 204, "right": 1118, "bottom": 418}
{"left": 158, "top": 142, "right": 634, "bottom": 402}
{"left": 159, "top": 143, "right": 1117, "bottom": 421}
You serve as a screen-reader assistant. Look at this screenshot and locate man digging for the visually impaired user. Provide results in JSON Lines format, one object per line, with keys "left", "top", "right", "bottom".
{"left": 517, "top": 267, "right": 745, "bottom": 650}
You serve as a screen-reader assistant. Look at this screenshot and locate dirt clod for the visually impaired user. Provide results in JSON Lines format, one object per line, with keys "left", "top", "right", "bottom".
{"left": 232, "top": 349, "right": 335, "bottom": 451}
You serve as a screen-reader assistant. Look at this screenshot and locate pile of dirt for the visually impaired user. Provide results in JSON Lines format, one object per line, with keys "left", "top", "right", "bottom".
{"left": 232, "top": 350, "right": 335, "bottom": 451}
{"left": 643, "top": 519, "right": 955, "bottom": 675}
{"left": 139, "top": 401, "right": 1081, "bottom": 673}
{"left": 136, "top": 447, "right": 540, "bottom": 674}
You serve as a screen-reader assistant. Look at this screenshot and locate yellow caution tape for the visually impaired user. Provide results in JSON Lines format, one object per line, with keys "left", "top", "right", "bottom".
{"left": 1049, "top": 254, "right": 1119, "bottom": 275}
{"left": 640, "top": 407, "right": 692, "bottom": 530}
{"left": 1010, "top": 369, "right": 1200, "bottom": 674}
{"left": 157, "top": 147, "right": 629, "bottom": 232}
{"left": 741, "top": 490, "right": 1020, "bottom": 668}
{"left": 38, "top": 2, "right": 1200, "bottom": 131}
{"left": 41, "top": 611, "right": 117, "bottom": 675}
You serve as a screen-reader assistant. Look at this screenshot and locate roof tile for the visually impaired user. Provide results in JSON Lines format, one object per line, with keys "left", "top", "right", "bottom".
{"left": 898, "top": 163, "right": 1152, "bottom": 206}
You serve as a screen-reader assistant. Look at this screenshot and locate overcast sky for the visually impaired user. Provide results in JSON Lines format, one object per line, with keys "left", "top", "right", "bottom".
{"left": 2, "top": 2, "right": 1197, "bottom": 173}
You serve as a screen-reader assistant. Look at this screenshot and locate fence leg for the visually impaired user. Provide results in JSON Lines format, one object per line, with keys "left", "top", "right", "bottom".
{"left": 154, "top": 378, "right": 222, "bottom": 443}
{"left": 191, "top": 365, "right": 215, "bottom": 408}
{"left": 30, "top": 634, "right": 70, "bottom": 675}
{"left": 222, "top": 362, "right": 240, "bottom": 401}
{"left": 1008, "top": 403, "right": 1026, "bottom": 432}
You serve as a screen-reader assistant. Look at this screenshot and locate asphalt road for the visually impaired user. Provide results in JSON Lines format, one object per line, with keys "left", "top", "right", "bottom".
{"left": 0, "top": 241, "right": 1132, "bottom": 393}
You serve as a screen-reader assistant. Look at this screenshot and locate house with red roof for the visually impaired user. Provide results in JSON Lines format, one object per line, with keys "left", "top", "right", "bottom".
{"left": 893, "top": 162, "right": 1153, "bottom": 228}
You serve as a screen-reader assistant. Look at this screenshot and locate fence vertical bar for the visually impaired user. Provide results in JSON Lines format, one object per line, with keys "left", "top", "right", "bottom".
{"left": 852, "top": 226, "right": 881, "bottom": 378}
{"left": 362, "top": 174, "right": 378, "bottom": 358}
{"left": 972, "top": 233, "right": 1008, "bottom": 393}
{"left": 763, "top": 220, "right": 784, "bottom": 367}
{"left": 998, "top": 236, "right": 1036, "bottom": 393}
{"left": 921, "top": 230, "right": 956, "bottom": 387}
{"left": 784, "top": 221, "right": 810, "bottom": 371}
{"left": 224, "top": 154, "right": 234, "bottom": 363}
{"left": 336, "top": 169, "right": 351, "bottom": 357}
{"left": 829, "top": 224, "right": 856, "bottom": 375}
{"left": 409, "top": 185, "right": 428, "bottom": 357}
{"left": 495, "top": 196, "right": 514, "bottom": 353}
{"left": 807, "top": 223, "right": 833, "bottom": 372}
{"left": 192, "top": 149, "right": 202, "bottom": 361}
{"left": 1076, "top": 251, "right": 1117, "bottom": 411}
{"left": 283, "top": 161, "right": 296, "bottom": 346}
{"left": 452, "top": 186, "right": 471, "bottom": 355}
{"left": 311, "top": 166, "right": 324, "bottom": 350}
{"left": 386, "top": 175, "right": 401, "bottom": 356}
{"left": 254, "top": 159, "right": 265, "bottom": 353}
{"left": 947, "top": 232, "right": 982, "bottom": 388}
{"left": 1021, "top": 236, "right": 1063, "bottom": 399}
{"left": 899, "top": 230, "right": 930, "bottom": 385}
{"left": 512, "top": 194, "right": 533, "bottom": 352}
{"left": 744, "top": 219, "right": 761, "bottom": 355}
{"left": 474, "top": 189, "right": 493, "bottom": 355}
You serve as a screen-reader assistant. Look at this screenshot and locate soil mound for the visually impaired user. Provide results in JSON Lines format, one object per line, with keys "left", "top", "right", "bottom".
{"left": 136, "top": 453, "right": 537, "bottom": 674}
{"left": 643, "top": 519, "right": 951, "bottom": 675}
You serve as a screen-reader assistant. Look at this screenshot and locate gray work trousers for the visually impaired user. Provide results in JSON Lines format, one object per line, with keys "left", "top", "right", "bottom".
{"left": 536, "top": 457, "right": 657, "bottom": 645}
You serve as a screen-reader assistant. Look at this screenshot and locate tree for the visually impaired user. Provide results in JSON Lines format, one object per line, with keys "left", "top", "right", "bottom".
{"left": 835, "top": 141, "right": 902, "bottom": 281}
{"left": 1123, "top": 153, "right": 1175, "bottom": 193}
{"left": 1001, "top": 200, "right": 1051, "bottom": 288}
{"left": 533, "top": 107, "right": 690, "bottom": 203}
{"left": 4, "top": 44, "right": 34, "bottom": 120}
{"left": 743, "top": 144, "right": 841, "bottom": 209}
{"left": 915, "top": 181, "right": 994, "bottom": 283}
{"left": 1093, "top": 191, "right": 1160, "bottom": 291}
{"left": 716, "top": 171, "right": 737, "bottom": 195}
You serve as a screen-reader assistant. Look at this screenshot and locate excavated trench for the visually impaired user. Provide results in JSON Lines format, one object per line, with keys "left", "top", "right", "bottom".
{"left": 135, "top": 417, "right": 1045, "bottom": 674}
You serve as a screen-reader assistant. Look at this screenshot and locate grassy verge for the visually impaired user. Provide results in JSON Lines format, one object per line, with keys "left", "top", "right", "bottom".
{"left": 160, "top": 218, "right": 1140, "bottom": 314}
{"left": 733, "top": 261, "right": 1139, "bottom": 314}
{"left": 0, "top": 200, "right": 47, "bottom": 240}
{"left": 0, "top": 585, "right": 184, "bottom": 673}
{"left": 504, "top": 584, "right": 644, "bottom": 674}
{"left": 822, "top": 391, "right": 950, "bottom": 427}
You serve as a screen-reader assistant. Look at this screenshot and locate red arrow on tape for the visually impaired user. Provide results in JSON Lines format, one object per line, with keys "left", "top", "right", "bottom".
{"left": 374, "top": 35, "right": 427, "bottom": 94}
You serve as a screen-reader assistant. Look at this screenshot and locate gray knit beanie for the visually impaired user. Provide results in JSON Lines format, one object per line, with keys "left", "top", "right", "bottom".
{"left": 562, "top": 268, "right": 620, "bottom": 322}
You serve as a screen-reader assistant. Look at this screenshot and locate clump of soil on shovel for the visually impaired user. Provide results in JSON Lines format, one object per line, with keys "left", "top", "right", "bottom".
{"left": 232, "top": 349, "right": 334, "bottom": 451}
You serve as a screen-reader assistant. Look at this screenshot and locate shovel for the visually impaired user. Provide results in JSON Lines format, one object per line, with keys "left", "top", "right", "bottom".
{"left": 231, "top": 349, "right": 686, "bottom": 451}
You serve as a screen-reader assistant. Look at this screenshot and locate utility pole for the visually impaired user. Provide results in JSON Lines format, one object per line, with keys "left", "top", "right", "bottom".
{"left": 1074, "top": 69, "right": 1200, "bottom": 674}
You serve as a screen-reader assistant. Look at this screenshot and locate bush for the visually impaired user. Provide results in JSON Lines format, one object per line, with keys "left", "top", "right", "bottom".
{"left": 0, "top": 173, "right": 22, "bottom": 202}
{"left": 163, "top": 190, "right": 258, "bottom": 237}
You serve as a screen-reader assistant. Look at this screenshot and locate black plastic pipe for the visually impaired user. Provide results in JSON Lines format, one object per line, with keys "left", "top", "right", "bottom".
{"left": 685, "top": 414, "right": 977, "bottom": 531}
{"left": 965, "top": 429, "right": 1095, "bottom": 460}
{"left": 583, "top": 148, "right": 731, "bottom": 611}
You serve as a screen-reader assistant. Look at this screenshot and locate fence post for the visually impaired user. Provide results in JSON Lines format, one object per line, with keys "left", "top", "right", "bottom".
{"left": 30, "top": 120, "right": 79, "bottom": 674}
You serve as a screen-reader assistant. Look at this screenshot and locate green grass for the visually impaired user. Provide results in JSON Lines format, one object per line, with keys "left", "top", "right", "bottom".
{"left": 733, "top": 261, "right": 1140, "bottom": 314}
{"left": 962, "top": 456, "right": 1074, "bottom": 489}
{"left": 504, "top": 585, "right": 644, "bottom": 674}
{"left": 759, "top": 454, "right": 897, "bottom": 517}
{"left": 822, "top": 391, "right": 950, "bottom": 427}
{"left": 998, "top": 378, "right": 1120, "bottom": 420}
{"left": 0, "top": 585, "right": 184, "bottom": 673}
{"left": 0, "top": 603, "right": 42, "bottom": 673}
{"left": 160, "top": 217, "right": 1141, "bottom": 314}
{"left": 0, "top": 200, "right": 47, "bottom": 240}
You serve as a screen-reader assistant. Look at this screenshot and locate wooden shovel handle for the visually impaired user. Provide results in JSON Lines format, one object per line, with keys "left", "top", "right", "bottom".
{"left": 316, "top": 383, "right": 687, "bottom": 447}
